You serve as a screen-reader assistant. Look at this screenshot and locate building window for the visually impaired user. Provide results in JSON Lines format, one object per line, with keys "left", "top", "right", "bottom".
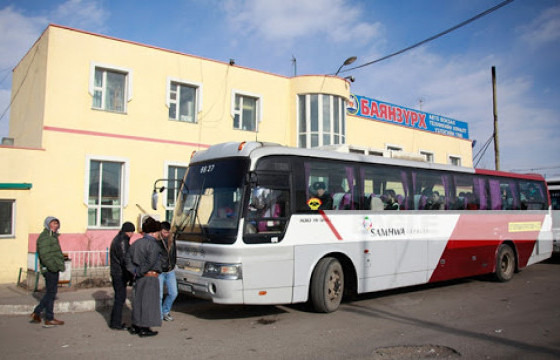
{"left": 449, "top": 155, "right": 462, "bottom": 166}
{"left": 167, "top": 79, "right": 202, "bottom": 123}
{"left": 420, "top": 151, "right": 434, "bottom": 163}
{"left": 232, "top": 91, "right": 262, "bottom": 132}
{"left": 89, "top": 63, "right": 132, "bottom": 113}
{"left": 0, "top": 200, "right": 15, "bottom": 238}
{"left": 86, "top": 156, "right": 129, "bottom": 228}
{"left": 165, "top": 164, "right": 188, "bottom": 221}
{"left": 298, "top": 94, "right": 346, "bottom": 148}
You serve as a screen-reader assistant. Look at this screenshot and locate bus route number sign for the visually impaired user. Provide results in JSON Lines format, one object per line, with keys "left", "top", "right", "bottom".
{"left": 200, "top": 164, "right": 215, "bottom": 174}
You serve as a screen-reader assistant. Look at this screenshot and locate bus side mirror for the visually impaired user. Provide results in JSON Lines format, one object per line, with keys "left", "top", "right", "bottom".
{"left": 151, "top": 190, "right": 159, "bottom": 210}
{"left": 151, "top": 183, "right": 166, "bottom": 210}
{"left": 151, "top": 178, "right": 183, "bottom": 210}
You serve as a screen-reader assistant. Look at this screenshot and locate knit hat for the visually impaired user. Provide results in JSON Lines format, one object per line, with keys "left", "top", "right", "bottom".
{"left": 142, "top": 217, "right": 161, "bottom": 233}
{"left": 121, "top": 221, "right": 135, "bottom": 232}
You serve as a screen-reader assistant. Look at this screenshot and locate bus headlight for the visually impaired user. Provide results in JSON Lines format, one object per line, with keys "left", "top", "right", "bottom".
{"left": 203, "top": 262, "right": 242, "bottom": 279}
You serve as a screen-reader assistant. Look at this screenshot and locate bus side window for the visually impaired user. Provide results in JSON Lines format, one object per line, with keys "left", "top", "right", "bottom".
{"left": 473, "top": 176, "right": 488, "bottom": 210}
{"left": 300, "top": 160, "right": 357, "bottom": 212}
{"left": 243, "top": 168, "right": 291, "bottom": 244}
{"left": 452, "top": 173, "right": 475, "bottom": 210}
{"left": 488, "top": 179, "right": 502, "bottom": 210}
{"left": 519, "top": 181, "right": 547, "bottom": 210}
{"left": 411, "top": 169, "right": 449, "bottom": 210}
{"left": 360, "top": 165, "right": 410, "bottom": 211}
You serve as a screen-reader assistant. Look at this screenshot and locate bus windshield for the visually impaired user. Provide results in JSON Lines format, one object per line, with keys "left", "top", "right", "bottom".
{"left": 172, "top": 158, "right": 248, "bottom": 244}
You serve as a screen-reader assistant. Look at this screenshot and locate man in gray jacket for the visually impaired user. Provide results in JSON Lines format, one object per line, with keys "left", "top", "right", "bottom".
{"left": 126, "top": 217, "right": 162, "bottom": 337}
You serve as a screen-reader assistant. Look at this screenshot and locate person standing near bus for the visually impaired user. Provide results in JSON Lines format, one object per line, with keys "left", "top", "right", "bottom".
{"left": 126, "top": 217, "right": 163, "bottom": 337}
{"left": 109, "top": 221, "right": 135, "bottom": 330}
{"left": 30, "top": 216, "right": 65, "bottom": 327}
{"left": 158, "top": 221, "right": 178, "bottom": 322}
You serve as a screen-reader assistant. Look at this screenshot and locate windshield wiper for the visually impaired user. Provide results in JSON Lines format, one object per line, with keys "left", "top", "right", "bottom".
{"left": 173, "top": 185, "right": 191, "bottom": 233}
{"left": 187, "top": 179, "right": 210, "bottom": 242}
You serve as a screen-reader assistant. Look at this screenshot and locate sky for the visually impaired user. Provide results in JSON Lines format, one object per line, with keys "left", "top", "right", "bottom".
{"left": 0, "top": 0, "right": 559, "bottom": 177}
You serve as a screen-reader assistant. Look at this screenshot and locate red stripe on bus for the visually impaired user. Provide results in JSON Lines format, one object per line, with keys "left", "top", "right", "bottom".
{"left": 318, "top": 210, "right": 343, "bottom": 241}
{"left": 429, "top": 213, "right": 544, "bottom": 283}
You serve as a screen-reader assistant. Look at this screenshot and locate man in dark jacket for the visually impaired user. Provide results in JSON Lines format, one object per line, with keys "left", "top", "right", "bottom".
{"left": 30, "top": 216, "right": 66, "bottom": 327}
{"left": 158, "top": 221, "right": 177, "bottom": 321}
{"left": 109, "top": 221, "right": 135, "bottom": 330}
{"left": 126, "top": 217, "right": 163, "bottom": 337}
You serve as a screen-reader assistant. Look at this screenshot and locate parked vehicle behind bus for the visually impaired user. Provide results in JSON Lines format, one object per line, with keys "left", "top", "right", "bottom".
{"left": 170, "top": 142, "right": 552, "bottom": 312}
{"left": 547, "top": 177, "right": 560, "bottom": 252}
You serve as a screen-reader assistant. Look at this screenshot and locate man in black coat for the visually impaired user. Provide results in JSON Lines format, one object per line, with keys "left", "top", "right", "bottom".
{"left": 109, "top": 222, "right": 135, "bottom": 330}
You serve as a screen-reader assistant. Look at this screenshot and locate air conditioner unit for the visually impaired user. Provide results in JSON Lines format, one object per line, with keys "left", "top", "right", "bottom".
{"left": 137, "top": 213, "right": 161, "bottom": 232}
{"left": 389, "top": 150, "right": 427, "bottom": 162}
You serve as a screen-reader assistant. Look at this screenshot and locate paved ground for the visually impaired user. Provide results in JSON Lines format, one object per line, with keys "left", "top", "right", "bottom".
{"left": 1, "top": 256, "right": 559, "bottom": 359}
{"left": 0, "top": 282, "right": 118, "bottom": 315}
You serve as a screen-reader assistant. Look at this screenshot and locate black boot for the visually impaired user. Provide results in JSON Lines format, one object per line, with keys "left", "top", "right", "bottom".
{"left": 128, "top": 324, "right": 140, "bottom": 335}
{"left": 138, "top": 327, "right": 158, "bottom": 337}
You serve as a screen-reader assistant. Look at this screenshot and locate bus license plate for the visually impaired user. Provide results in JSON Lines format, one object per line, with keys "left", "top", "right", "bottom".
{"left": 178, "top": 259, "right": 203, "bottom": 273}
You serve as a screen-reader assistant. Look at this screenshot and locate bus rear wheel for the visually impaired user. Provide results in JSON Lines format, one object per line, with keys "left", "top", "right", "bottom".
{"left": 494, "top": 244, "right": 515, "bottom": 282}
{"left": 310, "top": 257, "right": 344, "bottom": 313}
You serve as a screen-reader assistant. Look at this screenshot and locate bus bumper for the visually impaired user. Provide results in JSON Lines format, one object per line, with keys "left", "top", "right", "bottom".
{"left": 175, "top": 270, "right": 244, "bottom": 304}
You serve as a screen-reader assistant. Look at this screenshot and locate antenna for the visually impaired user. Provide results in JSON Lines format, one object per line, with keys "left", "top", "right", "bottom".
{"left": 291, "top": 55, "right": 297, "bottom": 76}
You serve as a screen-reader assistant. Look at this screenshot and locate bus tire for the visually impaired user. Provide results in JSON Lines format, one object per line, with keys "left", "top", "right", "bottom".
{"left": 310, "top": 257, "right": 344, "bottom": 313}
{"left": 494, "top": 244, "right": 515, "bottom": 282}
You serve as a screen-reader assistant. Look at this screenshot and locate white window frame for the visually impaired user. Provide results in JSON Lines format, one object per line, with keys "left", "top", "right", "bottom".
{"left": 448, "top": 154, "right": 462, "bottom": 166}
{"left": 166, "top": 77, "right": 203, "bottom": 123}
{"left": 163, "top": 161, "right": 189, "bottom": 220}
{"left": 0, "top": 199, "right": 15, "bottom": 238}
{"left": 419, "top": 150, "right": 435, "bottom": 163}
{"left": 84, "top": 155, "right": 130, "bottom": 229}
{"left": 89, "top": 62, "right": 133, "bottom": 113}
{"left": 231, "top": 89, "right": 262, "bottom": 132}
{"left": 297, "top": 94, "right": 346, "bottom": 148}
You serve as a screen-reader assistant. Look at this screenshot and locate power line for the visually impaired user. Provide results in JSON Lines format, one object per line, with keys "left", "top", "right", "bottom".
{"left": 340, "top": 0, "right": 515, "bottom": 74}
{"left": 510, "top": 165, "right": 560, "bottom": 172}
{"left": 473, "top": 134, "right": 494, "bottom": 167}
{"left": 0, "top": 46, "right": 39, "bottom": 123}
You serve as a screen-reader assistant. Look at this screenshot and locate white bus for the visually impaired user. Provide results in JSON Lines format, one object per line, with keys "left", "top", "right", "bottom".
{"left": 170, "top": 141, "right": 552, "bottom": 312}
{"left": 547, "top": 177, "right": 560, "bottom": 252}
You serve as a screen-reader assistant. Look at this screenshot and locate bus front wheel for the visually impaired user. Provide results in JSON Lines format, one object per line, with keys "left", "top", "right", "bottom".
{"left": 494, "top": 244, "right": 515, "bottom": 282}
{"left": 310, "top": 257, "right": 344, "bottom": 313}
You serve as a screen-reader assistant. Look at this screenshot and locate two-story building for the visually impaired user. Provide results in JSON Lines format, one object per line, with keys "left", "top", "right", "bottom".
{"left": 0, "top": 24, "right": 472, "bottom": 284}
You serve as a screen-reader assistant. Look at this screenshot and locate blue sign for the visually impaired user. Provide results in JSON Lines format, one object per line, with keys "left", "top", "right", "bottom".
{"left": 347, "top": 94, "right": 469, "bottom": 139}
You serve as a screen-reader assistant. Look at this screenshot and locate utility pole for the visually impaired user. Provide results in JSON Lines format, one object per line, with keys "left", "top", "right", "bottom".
{"left": 492, "top": 66, "right": 500, "bottom": 171}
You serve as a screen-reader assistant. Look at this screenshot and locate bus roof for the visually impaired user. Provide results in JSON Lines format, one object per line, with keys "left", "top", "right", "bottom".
{"left": 475, "top": 168, "right": 546, "bottom": 181}
{"left": 190, "top": 141, "right": 476, "bottom": 174}
{"left": 190, "top": 141, "right": 545, "bottom": 181}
